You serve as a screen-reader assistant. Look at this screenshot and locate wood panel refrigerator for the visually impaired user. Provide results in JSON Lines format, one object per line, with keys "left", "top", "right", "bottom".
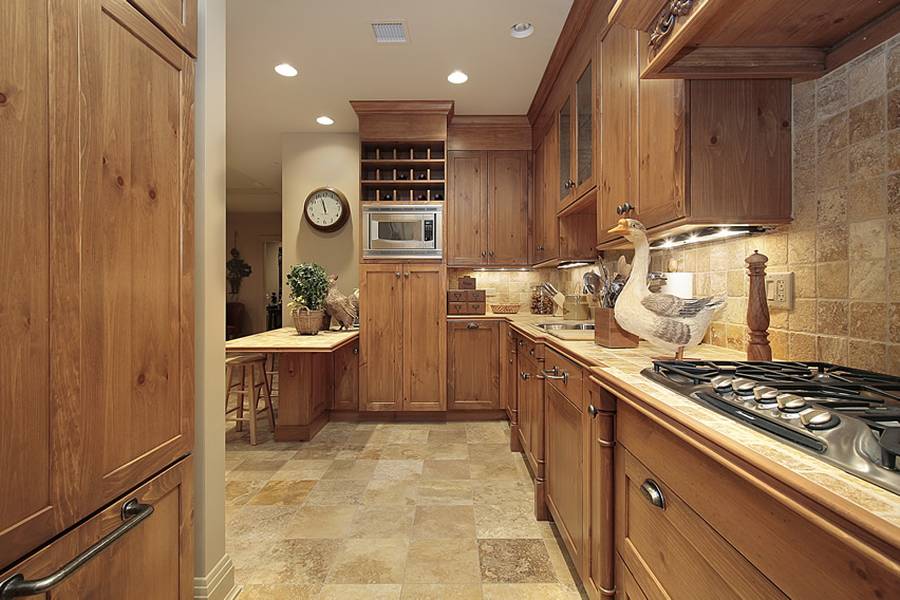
{"left": 0, "top": 0, "right": 196, "bottom": 597}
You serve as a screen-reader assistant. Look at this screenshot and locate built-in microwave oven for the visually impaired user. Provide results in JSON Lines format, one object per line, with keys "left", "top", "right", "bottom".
{"left": 363, "top": 204, "right": 443, "bottom": 259}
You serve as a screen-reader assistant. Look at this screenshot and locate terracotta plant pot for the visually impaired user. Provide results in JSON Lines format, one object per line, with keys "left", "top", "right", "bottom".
{"left": 292, "top": 308, "right": 324, "bottom": 335}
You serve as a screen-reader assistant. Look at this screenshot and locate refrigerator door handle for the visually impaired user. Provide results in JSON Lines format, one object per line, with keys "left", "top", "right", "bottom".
{"left": 0, "top": 499, "right": 153, "bottom": 598}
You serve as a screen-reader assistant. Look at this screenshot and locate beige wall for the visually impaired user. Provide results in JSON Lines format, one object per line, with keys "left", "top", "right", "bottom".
{"left": 282, "top": 132, "right": 360, "bottom": 317}
{"left": 194, "top": 0, "right": 237, "bottom": 598}
{"left": 225, "top": 211, "right": 281, "bottom": 335}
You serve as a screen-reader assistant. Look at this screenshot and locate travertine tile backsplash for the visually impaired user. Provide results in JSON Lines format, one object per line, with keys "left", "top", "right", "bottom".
{"left": 451, "top": 33, "right": 899, "bottom": 376}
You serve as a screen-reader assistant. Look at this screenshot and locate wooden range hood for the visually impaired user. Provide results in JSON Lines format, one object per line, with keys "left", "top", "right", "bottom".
{"left": 611, "top": 0, "right": 900, "bottom": 79}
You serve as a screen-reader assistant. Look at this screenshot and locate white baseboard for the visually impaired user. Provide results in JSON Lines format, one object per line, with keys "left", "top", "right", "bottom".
{"left": 194, "top": 553, "right": 241, "bottom": 600}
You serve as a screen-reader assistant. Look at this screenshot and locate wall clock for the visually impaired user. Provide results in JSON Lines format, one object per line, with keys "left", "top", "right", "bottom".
{"left": 303, "top": 187, "right": 350, "bottom": 233}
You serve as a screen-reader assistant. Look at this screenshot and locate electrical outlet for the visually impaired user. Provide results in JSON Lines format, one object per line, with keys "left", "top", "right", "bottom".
{"left": 764, "top": 272, "right": 794, "bottom": 310}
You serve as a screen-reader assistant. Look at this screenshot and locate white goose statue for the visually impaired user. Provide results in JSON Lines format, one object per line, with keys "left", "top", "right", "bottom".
{"left": 607, "top": 218, "right": 726, "bottom": 360}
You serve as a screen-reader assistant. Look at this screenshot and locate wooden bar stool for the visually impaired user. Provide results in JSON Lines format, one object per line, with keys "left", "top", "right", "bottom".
{"left": 225, "top": 353, "right": 276, "bottom": 445}
{"left": 265, "top": 353, "right": 279, "bottom": 408}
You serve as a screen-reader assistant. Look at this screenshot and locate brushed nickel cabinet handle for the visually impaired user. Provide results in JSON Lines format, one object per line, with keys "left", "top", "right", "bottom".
{"left": 640, "top": 479, "right": 666, "bottom": 509}
{"left": 0, "top": 499, "right": 153, "bottom": 598}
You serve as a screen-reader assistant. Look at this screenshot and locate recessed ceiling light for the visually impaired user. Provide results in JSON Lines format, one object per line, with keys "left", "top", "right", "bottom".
{"left": 510, "top": 22, "right": 534, "bottom": 38}
{"left": 447, "top": 70, "right": 468, "bottom": 84}
{"left": 274, "top": 63, "right": 298, "bottom": 77}
{"left": 316, "top": 115, "right": 335, "bottom": 126}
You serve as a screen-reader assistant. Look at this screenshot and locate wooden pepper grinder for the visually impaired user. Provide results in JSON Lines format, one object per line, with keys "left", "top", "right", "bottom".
{"left": 745, "top": 250, "right": 772, "bottom": 361}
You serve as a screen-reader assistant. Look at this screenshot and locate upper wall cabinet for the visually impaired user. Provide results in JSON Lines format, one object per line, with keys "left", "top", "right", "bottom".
{"left": 597, "top": 27, "right": 793, "bottom": 248}
{"left": 609, "top": 0, "right": 900, "bottom": 79}
{"left": 557, "top": 57, "right": 597, "bottom": 210}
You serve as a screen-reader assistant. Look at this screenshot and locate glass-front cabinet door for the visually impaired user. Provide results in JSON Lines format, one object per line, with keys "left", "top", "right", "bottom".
{"left": 574, "top": 60, "right": 595, "bottom": 198}
{"left": 558, "top": 96, "right": 573, "bottom": 207}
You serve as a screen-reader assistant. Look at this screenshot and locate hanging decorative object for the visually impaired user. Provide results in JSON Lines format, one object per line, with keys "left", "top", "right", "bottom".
{"left": 226, "top": 232, "right": 252, "bottom": 295}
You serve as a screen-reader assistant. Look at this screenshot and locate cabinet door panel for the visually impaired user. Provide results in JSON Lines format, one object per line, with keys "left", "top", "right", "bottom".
{"left": 574, "top": 58, "right": 596, "bottom": 198}
{"left": 541, "top": 128, "right": 560, "bottom": 260}
{"left": 637, "top": 33, "right": 687, "bottom": 230}
{"left": 587, "top": 381, "right": 616, "bottom": 599}
{"left": 127, "top": 0, "right": 197, "bottom": 56}
{"left": 0, "top": 459, "right": 193, "bottom": 600}
{"left": 332, "top": 342, "right": 359, "bottom": 411}
{"left": 558, "top": 96, "right": 574, "bottom": 207}
{"left": 448, "top": 151, "right": 487, "bottom": 265}
{"left": 77, "top": 0, "right": 194, "bottom": 506}
{"left": 447, "top": 320, "right": 500, "bottom": 410}
{"left": 360, "top": 265, "right": 403, "bottom": 410}
{"left": 0, "top": 0, "right": 60, "bottom": 567}
{"left": 403, "top": 265, "right": 446, "bottom": 411}
{"left": 598, "top": 24, "right": 638, "bottom": 243}
{"left": 488, "top": 151, "right": 529, "bottom": 266}
{"left": 545, "top": 385, "right": 586, "bottom": 575}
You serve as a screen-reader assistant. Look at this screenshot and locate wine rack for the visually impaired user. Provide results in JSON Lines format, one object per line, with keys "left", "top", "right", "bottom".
{"left": 360, "top": 141, "right": 445, "bottom": 202}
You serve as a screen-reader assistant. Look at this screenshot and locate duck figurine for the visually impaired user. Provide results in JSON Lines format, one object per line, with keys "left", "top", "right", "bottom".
{"left": 607, "top": 218, "right": 726, "bottom": 360}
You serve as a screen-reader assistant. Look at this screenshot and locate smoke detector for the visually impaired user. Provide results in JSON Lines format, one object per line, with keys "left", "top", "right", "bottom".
{"left": 371, "top": 21, "right": 409, "bottom": 43}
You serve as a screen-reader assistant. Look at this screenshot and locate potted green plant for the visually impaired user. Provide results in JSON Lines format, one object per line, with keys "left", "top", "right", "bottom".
{"left": 286, "top": 263, "right": 329, "bottom": 335}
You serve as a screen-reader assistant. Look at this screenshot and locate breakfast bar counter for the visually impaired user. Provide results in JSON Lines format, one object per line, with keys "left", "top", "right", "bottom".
{"left": 227, "top": 327, "right": 360, "bottom": 441}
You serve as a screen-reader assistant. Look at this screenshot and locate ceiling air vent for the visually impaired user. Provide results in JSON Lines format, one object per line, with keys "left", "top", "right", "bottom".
{"left": 371, "top": 21, "right": 409, "bottom": 43}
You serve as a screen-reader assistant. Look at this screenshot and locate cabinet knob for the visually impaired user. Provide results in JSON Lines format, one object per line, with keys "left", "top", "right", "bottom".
{"left": 395, "top": 271, "right": 401, "bottom": 278}
{"left": 622, "top": 202, "right": 634, "bottom": 214}
{"left": 404, "top": 272, "right": 410, "bottom": 277}
{"left": 520, "top": 372, "right": 531, "bottom": 380}
{"left": 481, "top": 250, "right": 487, "bottom": 258}
{"left": 466, "top": 321, "right": 479, "bottom": 329}
{"left": 352, "top": 347, "right": 359, "bottom": 355}
{"left": 489, "top": 250, "right": 495, "bottom": 257}
{"left": 588, "top": 404, "right": 599, "bottom": 417}
{"left": 616, "top": 204, "right": 623, "bottom": 215}
{"left": 640, "top": 479, "right": 666, "bottom": 509}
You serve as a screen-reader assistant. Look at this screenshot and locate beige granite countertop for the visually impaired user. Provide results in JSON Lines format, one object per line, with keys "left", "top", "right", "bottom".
{"left": 450, "top": 311, "right": 900, "bottom": 537}
{"left": 226, "top": 327, "right": 359, "bottom": 353}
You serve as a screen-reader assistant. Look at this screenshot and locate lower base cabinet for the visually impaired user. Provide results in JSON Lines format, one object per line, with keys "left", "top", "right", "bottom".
{"left": 447, "top": 320, "right": 500, "bottom": 410}
{"left": 0, "top": 458, "right": 193, "bottom": 599}
{"left": 332, "top": 341, "right": 360, "bottom": 411}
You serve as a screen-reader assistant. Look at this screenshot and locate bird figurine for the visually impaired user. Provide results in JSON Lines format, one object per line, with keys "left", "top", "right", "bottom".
{"left": 607, "top": 218, "right": 726, "bottom": 360}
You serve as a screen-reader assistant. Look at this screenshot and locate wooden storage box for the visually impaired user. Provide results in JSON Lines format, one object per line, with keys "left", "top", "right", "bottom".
{"left": 458, "top": 276, "right": 476, "bottom": 289}
{"left": 595, "top": 307, "right": 639, "bottom": 348}
{"left": 448, "top": 301, "right": 486, "bottom": 315}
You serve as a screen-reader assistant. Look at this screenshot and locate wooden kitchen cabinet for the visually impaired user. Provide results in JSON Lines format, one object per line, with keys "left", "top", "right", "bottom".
{"left": 0, "top": 0, "right": 194, "bottom": 569}
{"left": 447, "top": 150, "right": 487, "bottom": 266}
{"left": 360, "top": 264, "right": 445, "bottom": 411}
{"left": 611, "top": 0, "right": 899, "bottom": 79}
{"left": 544, "top": 349, "right": 589, "bottom": 577}
{"left": 597, "top": 26, "right": 792, "bottom": 248}
{"left": 447, "top": 150, "right": 529, "bottom": 266}
{"left": 598, "top": 24, "right": 639, "bottom": 245}
{"left": 332, "top": 341, "right": 359, "bottom": 411}
{"left": 515, "top": 341, "right": 548, "bottom": 520}
{"left": 0, "top": 458, "right": 193, "bottom": 599}
{"left": 502, "top": 326, "right": 521, "bottom": 450}
{"left": 558, "top": 56, "right": 597, "bottom": 211}
{"left": 586, "top": 378, "right": 616, "bottom": 600}
{"left": 487, "top": 151, "right": 530, "bottom": 265}
{"left": 447, "top": 320, "right": 500, "bottom": 410}
{"left": 615, "top": 399, "right": 900, "bottom": 600}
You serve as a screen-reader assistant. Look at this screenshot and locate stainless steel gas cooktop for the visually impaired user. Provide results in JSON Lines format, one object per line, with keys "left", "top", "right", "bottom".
{"left": 643, "top": 360, "right": 900, "bottom": 495}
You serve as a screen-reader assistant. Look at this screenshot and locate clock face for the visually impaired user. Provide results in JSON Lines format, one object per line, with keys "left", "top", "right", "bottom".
{"left": 304, "top": 187, "right": 349, "bottom": 232}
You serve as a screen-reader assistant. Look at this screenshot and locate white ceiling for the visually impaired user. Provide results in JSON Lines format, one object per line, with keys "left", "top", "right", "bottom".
{"left": 225, "top": 0, "right": 573, "bottom": 205}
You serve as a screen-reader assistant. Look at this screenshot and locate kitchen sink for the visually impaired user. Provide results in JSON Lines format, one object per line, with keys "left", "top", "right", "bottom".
{"left": 537, "top": 322, "right": 595, "bottom": 331}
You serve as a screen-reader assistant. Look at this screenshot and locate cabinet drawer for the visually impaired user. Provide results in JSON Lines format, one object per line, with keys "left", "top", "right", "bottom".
{"left": 0, "top": 458, "right": 193, "bottom": 599}
{"left": 517, "top": 335, "right": 544, "bottom": 362}
{"left": 543, "top": 347, "right": 583, "bottom": 404}
{"left": 616, "top": 445, "right": 785, "bottom": 600}
{"left": 448, "top": 290, "right": 467, "bottom": 302}
{"left": 617, "top": 402, "right": 900, "bottom": 599}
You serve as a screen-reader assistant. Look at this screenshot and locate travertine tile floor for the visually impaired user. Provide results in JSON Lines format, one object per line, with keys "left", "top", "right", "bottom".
{"left": 225, "top": 420, "right": 587, "bottom": 599}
